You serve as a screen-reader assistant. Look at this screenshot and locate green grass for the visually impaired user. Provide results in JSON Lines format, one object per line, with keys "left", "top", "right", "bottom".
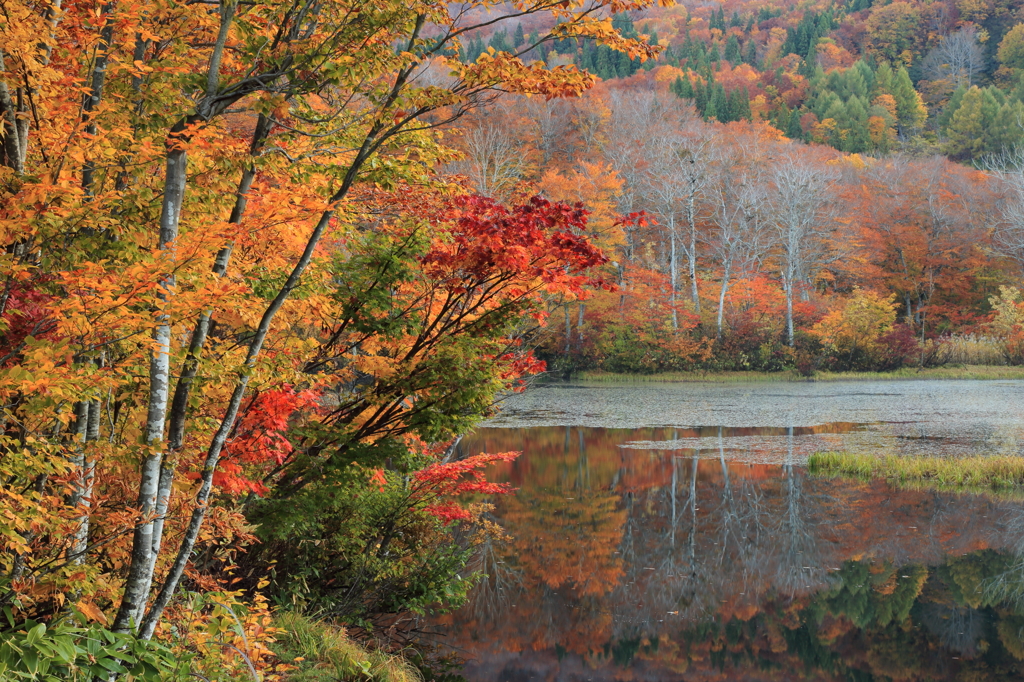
{"left": 271, "top": 612, "right": 421, "bottom": 682}
{"left": 573, "top": 365, "right": 1024, "bottom": 383}
{"left": 808, "top": 451, "right": 1024, "bottom": 497}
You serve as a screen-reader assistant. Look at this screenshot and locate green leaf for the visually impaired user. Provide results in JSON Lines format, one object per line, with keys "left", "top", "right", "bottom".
{"left": 24, "top": 623, "right": 45, "bottom": 646}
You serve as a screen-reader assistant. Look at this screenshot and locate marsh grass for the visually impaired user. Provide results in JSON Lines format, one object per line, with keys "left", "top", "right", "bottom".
{"left": 573, "top": 365, "right": 1024, "bottom": 384}
{"left": 928, "top": 335, "right": 1008, "bottom": 366}
{"left": 272, "top": 612, "right": 421, "bottom": 682}
{"left": 808, "top": 451, "right": 1024, "bottom": 497}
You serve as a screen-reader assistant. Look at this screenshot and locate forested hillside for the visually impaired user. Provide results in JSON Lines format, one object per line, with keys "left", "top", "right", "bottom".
{"left": 464, "top": 0, "right": 1024, "bottom": 160}
{"left": 450, "top": 0, "right": 1024, "bottom": 376}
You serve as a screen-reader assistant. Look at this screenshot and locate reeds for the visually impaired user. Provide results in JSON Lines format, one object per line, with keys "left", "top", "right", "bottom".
{"left": 808, "top": 451, "right": 1024, "bottom": 496}
{"left": 925, "top": 335, "right": 1008, "bottom": 366}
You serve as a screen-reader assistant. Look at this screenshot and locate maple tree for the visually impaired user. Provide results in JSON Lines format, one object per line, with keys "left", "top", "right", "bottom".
{"left": 0, "top": 0, "right": 662, "bottom": 673}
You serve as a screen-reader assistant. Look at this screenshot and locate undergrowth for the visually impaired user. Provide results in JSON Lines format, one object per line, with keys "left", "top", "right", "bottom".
{"left": 270, "top": 613, "right": 421, "bottom": 682}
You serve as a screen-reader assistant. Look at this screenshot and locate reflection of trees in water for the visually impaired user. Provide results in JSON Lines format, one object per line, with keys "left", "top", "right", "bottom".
{"left": 982, "top": 503, "right": 1024, "bottom": 608}
{"left": 449, "top": 425, "right": 1024, "bottom": 669}
{"left": 773, "top": 426, "right": 834, "bottom": 595}
{"left": 465, "top": 526, "right": 524, "bottom": 626}
{"left": 918, "top": 603, "right": 986, "bottom": 656}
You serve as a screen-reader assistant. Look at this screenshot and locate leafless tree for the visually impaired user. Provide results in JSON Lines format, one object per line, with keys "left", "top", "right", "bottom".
{"left": 645, "top": 134, "right": 714, "bottom": 321}
{"left": 522, "top": 96, "right": 574, "bottom": 166}
{"left": 921, "top": 25, "right": 985, "bottom": 89}
{"left": 449, "top": 121, "right": 529, "bottom": 199}
{"left": 767, "top": 151, "right": 839, "bottom": 345}
{"left": 984, "top": 145, "right": 1024, "bottom": 272}
{"left": 705, "top": 142, "right": 770, "bottom": 337}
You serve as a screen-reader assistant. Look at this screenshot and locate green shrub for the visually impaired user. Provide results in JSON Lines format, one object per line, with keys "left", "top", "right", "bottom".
{"left": 0, "top": 608, "right": 183, "bottom": 681}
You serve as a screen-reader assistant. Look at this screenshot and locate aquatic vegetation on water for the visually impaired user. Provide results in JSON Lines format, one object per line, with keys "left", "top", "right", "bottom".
{"left": 809, "top": 451, "right": 1024, "bottom": 495}
{"left": 576, "top": 365, "right": 1024, "bottom": 383}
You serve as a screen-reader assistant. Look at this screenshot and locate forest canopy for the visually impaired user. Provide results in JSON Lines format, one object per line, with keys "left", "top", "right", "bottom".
{"left": 4, "top": 0, "right": 1024, "bottom": 678}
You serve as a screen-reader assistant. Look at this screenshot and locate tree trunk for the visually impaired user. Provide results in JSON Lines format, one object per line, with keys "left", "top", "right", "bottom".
{"left": 112, "top": 145, "right": 185, "bottom": 633}
{"left": 716, "top": 258, "right": 732, "bottom": 339}
{"left": 669, "top": 222, "right": 678, "bottom": 329}
{"left": 784, "top": 267, "right": 795, "bottom": 347}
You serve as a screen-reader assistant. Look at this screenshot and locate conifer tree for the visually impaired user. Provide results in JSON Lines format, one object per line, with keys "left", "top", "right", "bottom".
{"left": 788, "top": 111, "right": 806, "bottom": 140}
{"left": 745, "top": 39, "right": 759, "bottom": 67}
{"left": 944, "top": 86, "right": 991, "bottom": 160}
{"left": 490, "top": 29, "right": 512, "bottom": 53}
{"left": 725, "top": 34, "right": 741, "bottom": 64}
{"left": 709, "top": 41, "right": 721, "bottom": 63}
{"left": 938, "top": 84, "right": 968, "bottom": 132}
{"left": 873, "top": 61, "right": 895, "bottom": 98}
{"left": 892, "top": 66, "right": 927, "bottom": 132}
{"left": 513, "top": 23, "right": 525, "bottom": 48}
{"left": 694, "top": 78, "right": 708, "bottom": 115}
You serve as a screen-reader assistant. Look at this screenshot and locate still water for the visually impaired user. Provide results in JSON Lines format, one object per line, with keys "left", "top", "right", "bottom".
{"left": 434, "top": 381, "right": 1024, "bottom": 681}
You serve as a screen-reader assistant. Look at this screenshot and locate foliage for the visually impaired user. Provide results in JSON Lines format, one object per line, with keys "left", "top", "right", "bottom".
{"left": 0, "top": 0, "right": 647, "bottom": 672}
{"left": 809, "top": 289, "right": 900, "bottom": 371}
{"left": 0, "top": 609, "right": 181, "bottom": 681}
{"left": 988, "top": 286, "right": 1024, "bottom": 365}
{"left": 249, "top": 439, "right": 513, "bottom": 626}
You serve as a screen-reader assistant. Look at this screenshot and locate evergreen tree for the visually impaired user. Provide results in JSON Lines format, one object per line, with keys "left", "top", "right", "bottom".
{"left": 513, "top": 23, "right": 525, "bottom": 48}
{"left": 730, "top": 11, "right": 743, "bottom": 28}
{"left": 709, "top": 41, "right": 721, "bottom": 64}
{"left": 991, "top": 101, "right": 1024, "bottom": 152}
{"left": 744, "top": 39, "right": 759, "bottom": 67}
{"left": 773, "top": 104, "right": 790, "bottom": 131}
{"left": 745, "top": 16, "right": 754, "bottom": 32}
{"left": 725, "top": 34, "right": 741, "bottom": 64}
{"left": 708, "top": 83, "right": 728, "bottom": 120}
{"left": 892, "top": 66, "right": 926, "bottom": 131}
{"left": 937, "top": 84, "right": 968, "bottom": 132}
{"left": 464, "top": 35, "right": 485, "bottom": 63}
{"left": 673, "top": 75, "right": 694, "bottom": 99}
{"left": 489, "top": 29, "right": 512, "bottom": 53}
{"left": 788, "top": 111, "right": 806, "bottom": 140}
{"left": 853, "top": 60, "right": 875, "bottom": 94}
{"left": 612, "top": 12, "right": 637, "bottom": 39}
{"left": 595, "top": 45, "right": 613, "bottom": 79}
{"left": 727, "top": 88, "right": 751, "bottom": 121}
{"left": 944, "top": 86, "right": 992, "bottom": 160}
{"left": 616, "top": 50, "right": 633, "bottom": 78}
{"left": 694, "top": 78, "right": 709, "bottom": 115}
{"left": 716, "top": 6, "right": 726, "bottom": 30}
{"left": 872, "top": 61, "right": 895, "bottom": 99}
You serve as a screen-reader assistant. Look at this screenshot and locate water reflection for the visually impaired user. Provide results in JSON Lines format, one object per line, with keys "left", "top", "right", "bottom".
{"left": 434, "top": 425, "right": 1024, "bottom": 681}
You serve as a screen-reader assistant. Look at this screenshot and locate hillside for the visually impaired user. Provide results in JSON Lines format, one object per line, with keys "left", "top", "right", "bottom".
{"left": 463, "top": 0, "right": 1024, "bottom": 161}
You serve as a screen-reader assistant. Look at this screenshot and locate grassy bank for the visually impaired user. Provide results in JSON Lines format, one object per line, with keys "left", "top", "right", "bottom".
{"left": 272, "top": 612, "right": 420, "bottom": 682}
{"left": 808, "top": 451, "right": 1024, "bottom": 497}
{"left": 573, "top": 365, "right": 1024, "bottom": 383}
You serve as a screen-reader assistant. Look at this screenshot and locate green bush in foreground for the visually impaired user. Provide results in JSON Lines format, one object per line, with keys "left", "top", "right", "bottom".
{"left": 0, "top": 608, "right": 181, "bottom": 681}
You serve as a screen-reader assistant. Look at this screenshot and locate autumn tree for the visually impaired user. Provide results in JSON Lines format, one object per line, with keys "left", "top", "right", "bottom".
{"left": 0, "top": 0, "right": 662, "bottom": 653}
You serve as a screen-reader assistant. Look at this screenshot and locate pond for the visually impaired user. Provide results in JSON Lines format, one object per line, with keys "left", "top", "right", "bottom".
{"left": 429, "top": 380, "right": 1024, "bottom": 681}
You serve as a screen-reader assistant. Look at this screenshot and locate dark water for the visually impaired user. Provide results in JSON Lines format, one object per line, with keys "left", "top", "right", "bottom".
{"left": 432, "top": 382, "right": 1024, "bottom": 681}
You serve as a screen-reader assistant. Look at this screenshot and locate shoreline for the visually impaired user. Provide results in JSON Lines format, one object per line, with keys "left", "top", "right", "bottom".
{"left": 567, "top": 365, "right": 1024, "bottom": 383}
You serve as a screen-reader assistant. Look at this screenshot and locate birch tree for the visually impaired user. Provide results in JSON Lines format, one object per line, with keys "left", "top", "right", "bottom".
{"left": 768, "top": 151, "right": 839, "bottom": 346}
